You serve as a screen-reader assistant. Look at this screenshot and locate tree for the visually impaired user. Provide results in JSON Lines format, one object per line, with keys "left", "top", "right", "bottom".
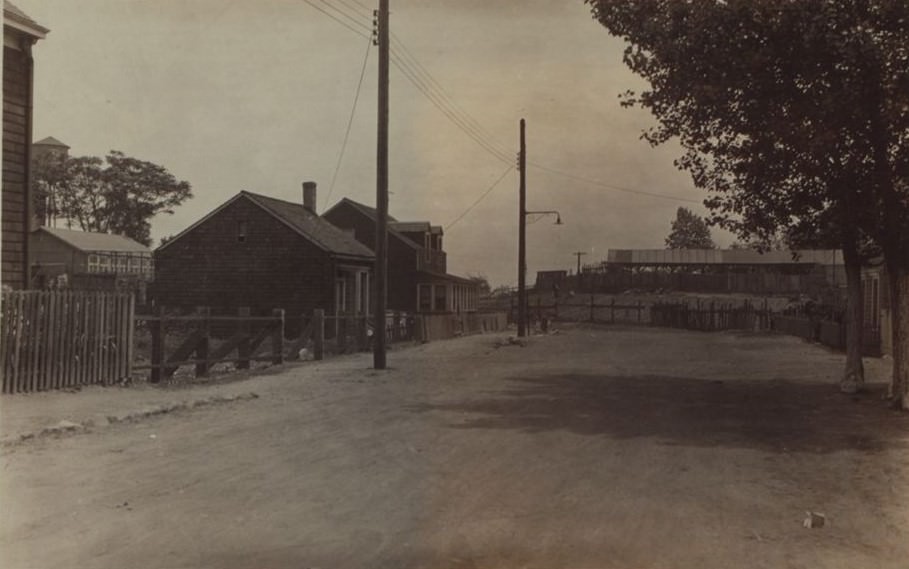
{"left": 665, "top": 207, "right": 715, "bottom": 249}
{"left": 36, "top": 150, "right": 192, "bottom": 246}
{"left": 586, "top": 0, "right": 909, "bottom": 405}
{"left": 467, "top": 273, "right": 492, "bottom": 296}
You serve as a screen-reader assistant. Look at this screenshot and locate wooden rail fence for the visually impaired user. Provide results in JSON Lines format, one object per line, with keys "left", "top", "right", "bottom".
{"left": 1, "top": 291, "right": 134, "bottom": 393}
{"left": 134, "top": 307, "right": 285, "bottom": 382}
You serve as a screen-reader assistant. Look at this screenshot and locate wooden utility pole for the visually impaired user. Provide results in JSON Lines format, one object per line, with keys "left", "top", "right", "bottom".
{"left": 572, "top": 251, "right": 587, "bottom": 274}
{"left": 517, "top": 119, "right": 527, "bottom": 338}
{"left": 373, "top": 0, "right": 389, "bottom": 369}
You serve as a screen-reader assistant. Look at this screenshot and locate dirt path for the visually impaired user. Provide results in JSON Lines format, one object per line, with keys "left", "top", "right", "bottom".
{"left": 2, "top": 325, "right": 908, "bottom": 568}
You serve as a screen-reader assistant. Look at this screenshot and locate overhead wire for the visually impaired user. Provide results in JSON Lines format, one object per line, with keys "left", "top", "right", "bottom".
{"left": 324, "top": 35, "right": 373, "bottom": 208}
{"left": 300, "top": 0, "right": 371, "bottom": 39}
{"left": 528, "top": 162, "right": 703, "bottom": 204}
{"left": 313, "top": 0, "right": 374, "bottom": 35}
{"left": 445, "top": 165, "right": 515, "bottom": 230}
{"left": 301, "top": 0, "right": 705, "bottom": 230}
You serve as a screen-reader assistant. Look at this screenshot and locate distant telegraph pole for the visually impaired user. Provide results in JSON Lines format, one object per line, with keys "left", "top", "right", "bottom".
{"left": 373, "top": 0, "right": 389, "bottom": 369}
{"left": 572, "top": 251, "right": 587, "bottom": 274}
{"left": 517, "top": 119, "right": 527, "bottom": 338}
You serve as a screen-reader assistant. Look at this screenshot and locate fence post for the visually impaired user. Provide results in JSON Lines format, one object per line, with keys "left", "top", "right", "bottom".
{"left": 589, "top": 295, "right": 595, "bottom": 322}
{"left": 237, "top": 307, "right": 251, "bottom": 369}
{"left": 358, "top": 315, "right": 369, "bottom": 350}
{"left": 313, "top": 309, "right": 324, "bottom": 361}
{"left": 272, "top": 308, "right": 285, "bottom": 365}
{"left": 610, "top": 298, "right": 616, "bottom": 324}
{"left": 338, "top": 317, "right": 348, "bottom": 353}
{"left": 150, "top": 305, "right": 164, "bottom": 383}
{"left": 195, "top": 306, "right": 211, "bottom": 377}
{"left": 637, "top": 300, "right": 642, "bottom": 323}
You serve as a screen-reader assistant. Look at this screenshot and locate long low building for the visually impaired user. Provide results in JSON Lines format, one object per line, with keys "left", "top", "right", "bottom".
{"left": 605, "top": 248, "right": 843, "bottom": 267}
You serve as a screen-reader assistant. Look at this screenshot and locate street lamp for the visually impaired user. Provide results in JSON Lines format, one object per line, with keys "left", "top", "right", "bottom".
{"left": 516, "top": 118, "right": 563, "bottom": 338}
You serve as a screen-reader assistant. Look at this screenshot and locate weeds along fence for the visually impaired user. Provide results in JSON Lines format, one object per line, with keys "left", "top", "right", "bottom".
{"left": 512, "top": 297, "right": 649, "bottom": 325}
{"left": 512, "top": 296, "right": 772, "bottom": 332}
{"left": 771, "top": 313, "right": 881, "bottom": 355}
{"left": 132, "top": 308, "right": 418, "bottom": 383}
{"left": 1, "top": 291, "right": 134, "bottom": 393}
{"left": 133, "top": 307, "right": 286, "bottom": 383}
{"left": 650, "top": 301, "right": 773, "bottom": 332}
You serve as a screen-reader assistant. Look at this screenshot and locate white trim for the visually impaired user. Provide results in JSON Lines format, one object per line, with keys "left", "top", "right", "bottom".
{"left": 4, "top": 15, "right": 48, "bottom": 40}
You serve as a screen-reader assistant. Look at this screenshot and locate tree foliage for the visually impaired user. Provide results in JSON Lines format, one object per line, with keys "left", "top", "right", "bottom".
{"left": 586, "top": 0, "right": 909, "bottom": 404}
{"left": 33, "top": 150, "right": 192, "bottom": 246}
{"left": 665, "top": 207, "right": 715, "bottom": 249}
{"left": 467, "top": 273, "right": 492, "bottom": 296}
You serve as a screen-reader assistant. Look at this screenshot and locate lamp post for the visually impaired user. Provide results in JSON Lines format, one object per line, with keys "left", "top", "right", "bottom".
{"left": 516, "top": 119, "right": 563, "bottom": 337}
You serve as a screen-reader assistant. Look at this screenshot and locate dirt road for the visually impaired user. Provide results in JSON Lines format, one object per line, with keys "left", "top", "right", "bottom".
{"left": 2, "top": 325, "right": 908, "bottom": 568}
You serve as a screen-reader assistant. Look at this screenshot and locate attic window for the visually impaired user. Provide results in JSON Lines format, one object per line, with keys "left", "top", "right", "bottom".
{"left": 237, "top": 221, "right": 248, "bottom": 243}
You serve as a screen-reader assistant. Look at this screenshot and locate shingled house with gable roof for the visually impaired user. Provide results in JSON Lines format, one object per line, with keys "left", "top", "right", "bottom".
{"left": 153, "top": 183, "right": 374, "bottom": 322}
{"left": 322, "top": 197, "right": 478, "bottom": 315}
{"left": 2, "top": 1, "right": 48, "bottom": 289}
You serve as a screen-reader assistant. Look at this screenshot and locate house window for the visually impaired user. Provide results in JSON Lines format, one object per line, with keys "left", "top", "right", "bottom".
{"left": 418, "top": 284, "right": 432, "bottom": 312}
{"left": 98, "top": 254, "right": 111, "bottom": 273}
{"left": 117, "top": 255, "right": 128, "bottom": 273}
{"left": 237, "top": 221, "right": 248, "bottom": 243}
{"left": 88, "top": 254, "right": 99, "bottom": 273}
{"left": 434, "top": 285, "right": 447, "bottom": 312}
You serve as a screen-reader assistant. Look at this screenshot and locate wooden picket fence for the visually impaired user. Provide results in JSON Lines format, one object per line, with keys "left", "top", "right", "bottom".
{"left": 650, "top": 301, "right": 772, "bottom": 332}
{"left": 1, "top": 291, "right": 134, "bottom": 393}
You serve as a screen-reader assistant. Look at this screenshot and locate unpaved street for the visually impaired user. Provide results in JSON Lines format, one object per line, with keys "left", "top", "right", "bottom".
{"left": 2, "top": 325, "right": 909, "bottom": 568}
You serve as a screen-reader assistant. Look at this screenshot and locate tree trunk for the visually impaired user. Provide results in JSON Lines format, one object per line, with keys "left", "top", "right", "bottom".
{"left": 840, "top": 241, "right": 865, "bottom": 393}
{"left": 886, "top": 264, "right": 909, "bottom": 409}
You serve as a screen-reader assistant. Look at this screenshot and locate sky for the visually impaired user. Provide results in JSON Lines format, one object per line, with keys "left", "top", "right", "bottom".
{"left": 22, "top": 0, "right": 733, "bottom": 287}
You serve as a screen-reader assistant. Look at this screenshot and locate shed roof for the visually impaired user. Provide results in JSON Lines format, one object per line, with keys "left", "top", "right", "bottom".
{"left": 4, "top": 1, "right": 48, "bottom": 38}
{"left": 36, "top": 227, "right": 150, "bottom": 253}
{"left": 389, "top": 221, "right": 431, "bottom": 233}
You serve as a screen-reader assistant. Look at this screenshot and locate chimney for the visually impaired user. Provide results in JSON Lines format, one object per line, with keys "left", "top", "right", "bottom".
{"left": 302, "top": 181, "right": 317, "bottom": 213}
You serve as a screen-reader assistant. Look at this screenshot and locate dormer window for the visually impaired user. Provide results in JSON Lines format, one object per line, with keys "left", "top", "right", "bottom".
{"left": 237, "top": 221, "right": 248, "bottom": 243}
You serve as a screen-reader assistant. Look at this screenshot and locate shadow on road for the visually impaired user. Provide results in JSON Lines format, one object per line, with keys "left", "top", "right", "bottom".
{"left": 412, "top": 374, "right": 909, "bottom": 453}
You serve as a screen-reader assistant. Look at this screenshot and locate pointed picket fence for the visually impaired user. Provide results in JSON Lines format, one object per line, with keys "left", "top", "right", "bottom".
{"left": 1, "top": 291, "right": 134, "bottom": 393}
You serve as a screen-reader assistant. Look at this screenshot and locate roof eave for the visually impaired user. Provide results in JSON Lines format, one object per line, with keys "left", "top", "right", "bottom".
{"left": 4, "top": 14, "right": 48, "bottom": 39}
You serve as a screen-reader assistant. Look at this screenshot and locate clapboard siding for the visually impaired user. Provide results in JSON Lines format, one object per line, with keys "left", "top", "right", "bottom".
{"left": 154, "top": 197, "right": 359, "bottom": 320}
{"left": 2, "top": 45, "right": 32, "bottom": 290}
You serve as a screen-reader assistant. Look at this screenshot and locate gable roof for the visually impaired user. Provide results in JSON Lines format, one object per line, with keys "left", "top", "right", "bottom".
{"left": 330, "top": 197, "right": 399, "bottom": 224}
{"left": 36, "top": 227, "right": 150, "bottom": 253}
{"left": 158, "top": 191, "right": 374, "bottom": 259}
{"left": 323, "top": 197, "right": 419, "bottom": 250}
{"left": 33, "top": 136, "right": 69, "bottom": 148}
{"left": 245, "top": 192, "right": 373, "bottom": 258}
{"left": 4, "top": 1, "right": 48, "bottom": 38}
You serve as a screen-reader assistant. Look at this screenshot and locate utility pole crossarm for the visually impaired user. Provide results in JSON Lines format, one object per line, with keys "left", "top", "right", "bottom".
{"left": 572, "top": 251, "right": 588, "bottom": 275}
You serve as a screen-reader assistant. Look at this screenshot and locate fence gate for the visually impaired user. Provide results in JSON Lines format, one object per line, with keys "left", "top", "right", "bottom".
{"left": 1, "top": 291, "right": 134, "bottom": 393}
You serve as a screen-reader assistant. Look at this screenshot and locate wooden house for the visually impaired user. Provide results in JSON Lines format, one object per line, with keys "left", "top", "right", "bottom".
{"left": 2, "top": 1, "right": 47, "bottom": 289}
{"left": 154, "top": 184, "right": 374, "bottom": 322}
{"left": 322, "top": 198, "right": 478, "bottom": 314}
{"left": 30, "top": 227, "right": 154, "bottom": 288}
